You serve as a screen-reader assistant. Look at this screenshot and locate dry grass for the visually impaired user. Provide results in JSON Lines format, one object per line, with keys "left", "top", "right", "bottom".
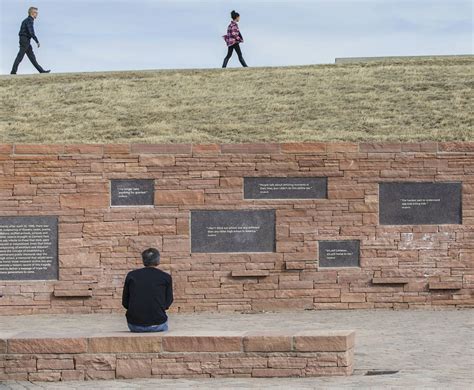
{"left": 0, "top": 56, "right": 472, "bottom": 144}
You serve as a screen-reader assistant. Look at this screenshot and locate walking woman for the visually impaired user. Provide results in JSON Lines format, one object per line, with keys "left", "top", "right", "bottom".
{"left": 222, "top": 10, "right": 248, "bottom": 68}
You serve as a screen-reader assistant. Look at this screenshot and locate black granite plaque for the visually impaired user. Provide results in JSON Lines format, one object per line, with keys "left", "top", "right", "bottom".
{"left": 191, "top": 210, "right": 276, "bottom": 253}
{"left": 379, "top": 182, "right": 462, "bottom": 225}
{"left": 0, "top": 216, "right": 58, "bottom": 280}
{"left": 319, "top": 240, "right": 360, "bottom": 268}
{"left": 111, "top": 179, "right": 154, "bottom": 206}
{"left": 244, "top": 177, "right": 327, "bottom": 200}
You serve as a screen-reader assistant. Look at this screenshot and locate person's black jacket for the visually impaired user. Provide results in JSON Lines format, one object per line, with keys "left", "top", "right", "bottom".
{"left": 19, "top": 16, "right": 39, "bottom": 43}
{"left": 122, "top": 267, "right": 173, "bottom": 326}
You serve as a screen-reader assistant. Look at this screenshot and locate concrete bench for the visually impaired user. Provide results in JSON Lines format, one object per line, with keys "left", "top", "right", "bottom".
{"left": 0, "top": 330, "right": 355, "bottom": 381}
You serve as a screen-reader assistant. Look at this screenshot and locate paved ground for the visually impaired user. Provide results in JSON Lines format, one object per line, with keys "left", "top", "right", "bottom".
{"left": 1, "top": 310, "right": 473, "bottom": 389}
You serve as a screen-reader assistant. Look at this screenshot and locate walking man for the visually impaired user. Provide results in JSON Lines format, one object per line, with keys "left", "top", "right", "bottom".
{"left": 11, "top": 7, "right": 50, "bottom": 75}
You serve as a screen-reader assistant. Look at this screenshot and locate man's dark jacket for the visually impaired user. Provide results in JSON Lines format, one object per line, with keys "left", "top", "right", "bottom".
{"left": 122, "top": 267, "right": 173, "bottom": 326}
{"left": 19, "top": 16, "right": 39, "bottom": 43}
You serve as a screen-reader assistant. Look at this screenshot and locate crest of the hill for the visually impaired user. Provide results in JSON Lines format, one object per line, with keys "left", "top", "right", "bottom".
{"left": 1, "top": 56, "right": 472, "bottom": 143}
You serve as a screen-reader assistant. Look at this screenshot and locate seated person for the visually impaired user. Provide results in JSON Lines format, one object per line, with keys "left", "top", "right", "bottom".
{"left": 122, "top": 248, "right": 173, "bottom": 332}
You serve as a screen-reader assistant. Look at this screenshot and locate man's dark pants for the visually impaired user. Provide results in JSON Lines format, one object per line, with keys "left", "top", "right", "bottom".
{"left": 11, "top": 36, "right": 45, "bottom": 74}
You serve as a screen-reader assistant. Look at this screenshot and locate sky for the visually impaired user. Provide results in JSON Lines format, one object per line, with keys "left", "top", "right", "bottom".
{"left": 0, "top": 0, "right": 472, "bottom": 74}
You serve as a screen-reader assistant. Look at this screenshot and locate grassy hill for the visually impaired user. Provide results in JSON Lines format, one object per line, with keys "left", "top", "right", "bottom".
{"left": 0, "top": 56, "right": 472, "bottom": 144}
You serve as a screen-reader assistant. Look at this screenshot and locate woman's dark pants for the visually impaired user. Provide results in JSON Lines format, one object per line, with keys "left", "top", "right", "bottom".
{"left": 222, "top": 43, "right": 248, "bottom": 68}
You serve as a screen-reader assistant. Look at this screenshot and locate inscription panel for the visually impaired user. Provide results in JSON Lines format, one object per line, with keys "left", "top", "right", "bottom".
{"left": 244, "top": 177, "right": 327, "bottom": 199}
{"left": 0, "top": 216, "right": 58, "bottom": 280}
{"left": 191, "top": 210, "right": 276, "bottom": 253}
{"left": 319, "top": 240, "right": 360, "bottom": 268}
{"left": 111, "top": 179, "right": 154, "bottom": 206}
{"left": 379, "top": 182, "right": 462, "bottom": 225}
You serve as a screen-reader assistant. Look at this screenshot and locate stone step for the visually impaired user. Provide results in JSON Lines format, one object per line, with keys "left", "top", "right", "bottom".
{"left": 0, "top": 330, "right": 355, "bottom": 381}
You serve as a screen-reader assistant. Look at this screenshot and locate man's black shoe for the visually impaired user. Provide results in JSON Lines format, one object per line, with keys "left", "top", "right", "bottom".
{"left": 41, "top": 70, "right": 51, "bottom": 73}
{"left": 10, "top": 72, "right": 16, "bottom": 75}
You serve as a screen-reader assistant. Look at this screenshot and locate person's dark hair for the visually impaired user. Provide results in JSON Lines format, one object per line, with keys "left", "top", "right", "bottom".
{"left": 231, "top": 10, "right": 240, "bottom": 20}
{"left": 142, "top": 248, "right": 160, "bottom": 267}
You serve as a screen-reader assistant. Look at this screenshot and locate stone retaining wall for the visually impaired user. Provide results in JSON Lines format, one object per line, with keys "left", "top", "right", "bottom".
{"left": 0, "top": 331, "right": 355, "bottom": 381}
{"left": 0, "top": 142, "right": 472, "bottom": 314}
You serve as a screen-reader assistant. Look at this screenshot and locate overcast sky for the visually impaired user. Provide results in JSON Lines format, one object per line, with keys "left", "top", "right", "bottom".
{"left": 0, "top": 0, "right": 472, "bottom": 74}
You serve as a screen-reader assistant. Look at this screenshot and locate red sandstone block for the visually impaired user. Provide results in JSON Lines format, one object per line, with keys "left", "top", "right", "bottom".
{"left": 83, "top": 222, "right": 138, "bottom": 236}
{"left": 29, "top": 372, "right": 62, "bottom": 382}
{"left": 53, "top": 289, "right": 92, "bottom": 297}
{"left": 339, "top": 159, "right": 359, "bottom": 170}
{"left": 281, "top": 143, "right": 326, "bottom": 153}
{"left": 0, "top": 144, "right": 13, "bottom": 154}
{"left": 372, "top": 278, "right": 409, "bottom": 285}
{"left": 380, "top": 169, "right": 409, "bottom": 178}
{"left": 220, "top": 357, "right": 268, "bottom": 369}
{"left": 0, "top": 373, "right": 29, "bottom": 381}
{"left": 268, "top": 357, "right": 307, "bottom": 369}
{"left": 89, "top": 336, "right": 162, "bottom": 353}
{"left": 131, "top": 144, "right": 192, "bottom": 154}
{"left": 0, "top": 339, "right": 6, "bottom": 354}
{"left": 439, "top": 142, "right": 474, "bottom": 152}
{"left": 428, "top": 281, "right": 462, "bottom": 290}
{"left": 279, "top": 280, "right": 314, "bottom": 289}
{"left": 252, "top": 368, "right": 302, "bottom": 377}
{"left": 341, "top": 293, "right": 366, "bottom": 303}
{"left": 162, "top": 336, "right": 242, "bottom": 352}
{"left": 243, "top": 333, "right": 292, "bottom": 352}
{"left": 221, "top": 143, "right": 280, "bottom": 154}
{"left": 363, "top": 213, "right": 378, "bottom": 225}
{"left": 202, "top": 170, "right": 220, "bottom": 178}
{"left": 74, "top": 354, "right": 116, "bottom": 371}
{"left": 313, "top": 289, "right": 341, "bottom": 298}
{"left": 4, "top": 357, "right": 36, "bottom": 373}
{"left": 139, "top": 155, "right": 175, "bottom": 166}
{"left": 85, "top": 369, "right": 116, "bottom": 380}
{"left": 152, "top": 361, "right": 203, "bottom": 376}
{"left": 61, "top": 370, "right": 85, "bottom": 381}
{"left": 192, "top": 144, "right": 221, "bottom": 155}
{"left": 298, "top": 159, "right": 325, "bottom": 167}
{"left": 285, "top": 261, "right": 306, "bottom": 270}
{"left": 231, "top": 270, "right": 270, "bottom": 278}
{"left": 116, "top": 358, "right": 152, "bottom": 379}
{"left": 60, "top": 194, "right": 109, "bottom": 209}
{"left": 359, "top": 143, "right": 401, "bottom": 152}
{"left": 293, "top": 331, "right": 355, "bottom": 352}
{"left": 348, "top": 202, "right": 378, "bottom": 213}
{"left": 330, "top": 189, "right": 364, "bottom": 199}
{"left": 326, "top": 143, "right": 358, "bottom": 153}
{"left": 163, "top": 237, "right": 190, "bottom": 252}
{"left": 14, "top": 145, "right": 64, "bottom": 154}
{"left": 64, "top": 145, "right": 104, "bottom": 155}
{"left": 103, "top": 144, "right": 130, "bottom": 154}
{"left": 13, "top": 184, "right": 37, "bottom": 196}
{"left": 8, "top": 338, "right": 87, "bottom": 354}
{"left": 401, "top": 143, "right": 438, "bottom": 152}
{"left": 59, "top": 252, "right": 100, "bottom": 268}
{"left": 220, "top": 177, "right": 242, "bottom": 187}
{"left": 37, "top": 358, "right": 74, "bottom": 370}
{"left": 155, "top": 190, "right": 204, "bottom": 205}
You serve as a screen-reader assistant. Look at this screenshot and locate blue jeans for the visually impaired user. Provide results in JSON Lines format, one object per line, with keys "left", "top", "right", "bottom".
{"left": 128, "top": 321, "right": 168, "bottom": 333}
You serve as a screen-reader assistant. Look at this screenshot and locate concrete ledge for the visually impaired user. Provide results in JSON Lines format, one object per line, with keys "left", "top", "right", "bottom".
{"left": 0, "top": 330, "right": 355, "bottom": 381}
